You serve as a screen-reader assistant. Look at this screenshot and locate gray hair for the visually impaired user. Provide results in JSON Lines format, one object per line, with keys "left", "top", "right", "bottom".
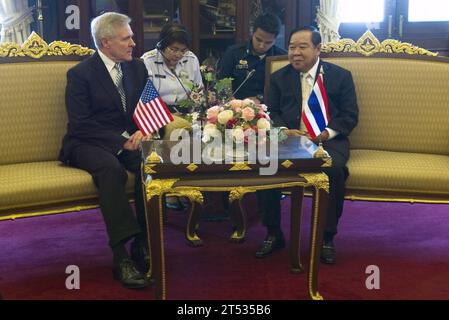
{"left": 91, "top": 12, "right": 131, "bottom": 49}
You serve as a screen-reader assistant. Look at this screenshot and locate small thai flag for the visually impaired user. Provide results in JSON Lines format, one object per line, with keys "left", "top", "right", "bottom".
{"left": 302, "top": 73, "right": 330, "bottom": 140}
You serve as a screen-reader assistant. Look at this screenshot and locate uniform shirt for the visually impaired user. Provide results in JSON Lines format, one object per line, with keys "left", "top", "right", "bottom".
{"left": 141, "top": 49, "right": 203, "bottom": 106}
{"left": 218, "top": 41, "right": 286, "bottom": 100}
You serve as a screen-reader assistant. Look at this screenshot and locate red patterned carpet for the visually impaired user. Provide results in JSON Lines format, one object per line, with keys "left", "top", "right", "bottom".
{"left": 1, "top": 196, "right": 448, "bottom": 300}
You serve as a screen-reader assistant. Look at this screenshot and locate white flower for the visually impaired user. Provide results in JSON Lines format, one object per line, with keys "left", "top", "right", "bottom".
{"left": 232, "top": 127, "right": 245, "bottom": 143}
{"left": 242, "top": 98, "right": 255, "bottom": 108}
{"left": 217, "top": 110, "right": 234, "bottom": 125}
{"left": 202, "top": 123, "right": 220, "bottom": 143}
{"left": 257, "top": 118, "right": 271, "bottom": 130}
{"left": 191, "top": 112, "right": 199, "bottom": 123}
{"left": 191, "top": 123, "right": 201, "bottom": 132}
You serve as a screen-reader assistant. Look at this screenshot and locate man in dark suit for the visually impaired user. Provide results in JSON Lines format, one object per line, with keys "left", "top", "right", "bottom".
{"left": 256, "top": 26, "right": 358, "bottom": 264}
{"left": 59, "top": 12, "right": 150, "bottom": 288}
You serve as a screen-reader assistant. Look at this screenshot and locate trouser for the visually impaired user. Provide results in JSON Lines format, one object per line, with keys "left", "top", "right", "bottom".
{"left": 259, "top": 145, "right": 349, "bottom": 240}
{"left": 69, "top": 144, "right": 147, "bottom": 247}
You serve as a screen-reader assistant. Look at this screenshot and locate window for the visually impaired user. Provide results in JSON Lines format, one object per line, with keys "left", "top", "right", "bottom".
{"left": 408, "top": 0, "right": 449, "bottom": 22}
{"left": 339, "top": 0, "right": 385, "bottom": 23}
{"left": 337, "top": 0, "right": 449, "bottom": 56}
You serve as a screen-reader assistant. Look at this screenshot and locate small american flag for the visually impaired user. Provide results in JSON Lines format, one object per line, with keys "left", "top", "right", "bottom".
{"left": 133, "top": 80, "right": 174, "bottom": 136}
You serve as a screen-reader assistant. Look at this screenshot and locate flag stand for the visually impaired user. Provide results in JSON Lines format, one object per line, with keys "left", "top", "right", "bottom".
{"left": 313, "top": 142, "right": 329, "bottom": 158}
{"left": 146, "top": 139, "right": 163, "bottom": 164}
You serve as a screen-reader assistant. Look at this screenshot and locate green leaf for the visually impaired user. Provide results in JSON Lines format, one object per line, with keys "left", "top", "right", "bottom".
{"left": 182, "top": 79, "right": 194, "bottom": 91}
{"left": 178, "top": 99, "right": 195, "bottom": 109}
{"left": 214, "top": 77, "right": 233, "bottom": 94}
{"left": 204, "top": 72, "right": 214, "bottom": 82}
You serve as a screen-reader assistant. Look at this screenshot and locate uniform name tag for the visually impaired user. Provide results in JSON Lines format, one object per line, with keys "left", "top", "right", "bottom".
{"left": 236, "top": 59, "right": 249, "bottom": 70}
{"left": 155, "top": 74, "right": 166, "bottom": 79}
{"left": 236, "top": 64, "right": 249, "bottom": 70}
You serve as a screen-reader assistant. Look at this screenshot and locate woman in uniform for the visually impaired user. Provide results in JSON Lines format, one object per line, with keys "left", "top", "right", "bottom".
{"left": 141, "top": 22, "right": 203, "bottom": 211}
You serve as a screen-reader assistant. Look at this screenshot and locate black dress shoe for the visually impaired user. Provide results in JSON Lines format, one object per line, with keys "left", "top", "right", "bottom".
{"left": 113, "top": 258, "right": 149, "bottom": 289}
{"left": 131, "top": 242, "right": 150, "bottom": 274}
{"left": 255, "top": 233, "right": 285, "bottom": 258}
{"left": 321, "top": 240, "right": 336, "bottom": 264}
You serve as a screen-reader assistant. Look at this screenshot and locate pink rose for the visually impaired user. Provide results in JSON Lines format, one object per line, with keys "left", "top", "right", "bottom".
{"left": 258, "top": 110, "right": 271, "bottom": 120}
{"left": 241, "top": 107, "right": 256, "bottom": 121}
{"left": 207, "top": 105, "right": 221, "bottom": 120}
{"left": 207, "top": 116, "right": 218, "bottom": 124}
{"left": 229, "top": 99, "right": 243, "bottom": 113}
{"left": 259, "top": 104, "right": 268, "bottom": 112}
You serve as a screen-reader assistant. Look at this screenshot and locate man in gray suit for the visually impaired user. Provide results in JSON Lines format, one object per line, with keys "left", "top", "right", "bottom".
{"left": 256, "top": 26, "right": 358, "bottom": 264}
{"left": 59, "top": 12, "right": 150, "bottom": 288}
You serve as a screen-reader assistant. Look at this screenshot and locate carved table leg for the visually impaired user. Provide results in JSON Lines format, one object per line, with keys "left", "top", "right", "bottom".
{"left": 308, "top": 185, "right": 328, "bottom": 301}
{"left": 186, "top": 200, "right": 204, "bottom": 247}
{"left": 229, "top": 198, "right": 247, "bottom": 243}
{"left": 144, "top": 179, "right": 179, "bottom": 300}
{"left": 147, "top": 194, "right": 166, "bottom": 300}
{"left": 229, "top": 188, "right": 252, "bottom": 243}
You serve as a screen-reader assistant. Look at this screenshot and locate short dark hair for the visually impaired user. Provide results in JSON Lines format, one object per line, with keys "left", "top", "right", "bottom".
{"left": 288, "top": 26, "right": 322, "bottom": 47}
{"left": 158, "top": 22, "right": 190, "bottom": 50}
{"left": 253, "top": 13, "right": 282, "bottom": 36}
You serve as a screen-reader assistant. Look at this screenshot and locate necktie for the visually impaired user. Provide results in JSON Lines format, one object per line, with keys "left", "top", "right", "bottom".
{"left": 300, "top": 73, "right": 312, "bottom": 132}
{"left": 113, "top": 63, "right": 127, "bottom": 112}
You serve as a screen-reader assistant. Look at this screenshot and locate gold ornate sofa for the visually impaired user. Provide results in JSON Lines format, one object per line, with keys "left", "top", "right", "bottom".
{"left": 0, "top": 33, "right": 135, "bottom": 221}
{"left": 266, "top": 31, "right": 449, "bottom": 204}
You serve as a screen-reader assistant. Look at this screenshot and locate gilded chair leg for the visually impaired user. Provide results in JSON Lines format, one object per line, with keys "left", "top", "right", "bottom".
{"left": 186, "top": 201, "right": 203, "bottom": 247}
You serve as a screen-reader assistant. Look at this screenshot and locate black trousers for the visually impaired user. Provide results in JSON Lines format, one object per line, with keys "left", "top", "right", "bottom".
{"left": 69, "top": 145, "right": 147, "bottom": 248}
{"left": 259, "top": 144, "right": 349, "bottom": 240}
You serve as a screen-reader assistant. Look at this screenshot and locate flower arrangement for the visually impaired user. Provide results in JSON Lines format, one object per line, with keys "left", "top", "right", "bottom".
{"left": 177, "top": 64, "right": 233, "bottom": 118}
{"left": 202, "top": 98, "right": 272, "bottom": 145}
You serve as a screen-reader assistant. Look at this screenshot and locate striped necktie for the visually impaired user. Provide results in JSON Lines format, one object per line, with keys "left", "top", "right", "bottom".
{"left": 113, "top": 63, "right": 127, "bottom": 112}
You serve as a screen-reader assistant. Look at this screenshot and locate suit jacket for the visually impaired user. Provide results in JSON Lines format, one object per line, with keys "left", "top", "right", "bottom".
{"left": 59, "top": 52, "right": 148, "bottom": 163}
{"left": 266, "top": 60, "right": 359, "bottom": 162}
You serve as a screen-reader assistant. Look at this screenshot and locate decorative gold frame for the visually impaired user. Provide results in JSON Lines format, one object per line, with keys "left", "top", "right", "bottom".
{"left": 144, "top": 171, "right": 329, "bottom": 300}
{"left": 322, "top": 30, "right": 438, "bottom": 57}
{"left": 0, "top": 32, "right": 94, "bottom": 59}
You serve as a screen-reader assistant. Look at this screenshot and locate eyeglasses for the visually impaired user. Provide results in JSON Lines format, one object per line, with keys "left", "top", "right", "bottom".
{"left": 167, "top": 46, "right": 189, "bottom": 55}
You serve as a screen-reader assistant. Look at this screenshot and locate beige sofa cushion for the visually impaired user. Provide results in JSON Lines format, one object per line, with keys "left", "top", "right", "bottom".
{"left": 0, "top": 161, "right": 135, "bottom": 212}
{"left": 347, "top": 149, "right": 449, "bottom": 196}
{"left": 325, "top": 57, "right": 449, "bottom": 156}
{"left": 0, "top": 61, "right": 78, "bottom": 165}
